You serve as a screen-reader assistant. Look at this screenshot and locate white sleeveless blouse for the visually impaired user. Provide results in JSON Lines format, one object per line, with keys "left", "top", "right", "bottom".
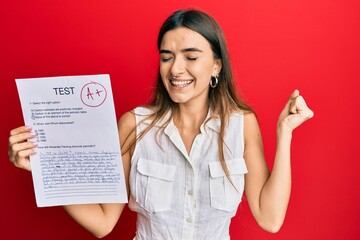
{"left": 128, "top": 107, "right": 248, "bottom": 240}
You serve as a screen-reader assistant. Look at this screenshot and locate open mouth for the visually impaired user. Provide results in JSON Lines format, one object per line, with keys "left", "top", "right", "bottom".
{"left": 170, "top": 79, "right": 194, "bottom": 88}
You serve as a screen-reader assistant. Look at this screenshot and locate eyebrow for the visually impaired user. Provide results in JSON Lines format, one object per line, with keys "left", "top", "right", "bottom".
{"left": 159, "top": 48, "right": 203, "bottom": 54}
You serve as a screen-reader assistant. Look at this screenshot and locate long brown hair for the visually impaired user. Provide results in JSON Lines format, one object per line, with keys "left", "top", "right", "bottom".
{"left": 123, "top": 9, "right": 254, "bottom": 180}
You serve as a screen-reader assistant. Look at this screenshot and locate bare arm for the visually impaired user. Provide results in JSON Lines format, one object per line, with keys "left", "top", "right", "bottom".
{"left": 244, "top": 90, "right": 314, "bottom": 233}
{"left": 8, "top": 111, "right": 137, "bottom": 238}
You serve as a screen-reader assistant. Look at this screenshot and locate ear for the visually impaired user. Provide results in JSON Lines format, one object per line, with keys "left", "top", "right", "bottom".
{"left": 212, "top": 59, "right": 222, "bottom": 76}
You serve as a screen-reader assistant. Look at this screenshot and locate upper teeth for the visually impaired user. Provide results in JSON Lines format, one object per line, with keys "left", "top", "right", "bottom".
{"left": 171, "top": 80, "right": 192, "bottom": 87}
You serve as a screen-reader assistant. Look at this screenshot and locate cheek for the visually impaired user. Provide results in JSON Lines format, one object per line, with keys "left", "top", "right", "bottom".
{"left": 159, "top": 64, "right": 168, "bottom": 82}
{"left": 160, "top": 61, "right": 172, "bottom": 75}
{"left": 189, "top": 62, "right": 213, "bottom": 80}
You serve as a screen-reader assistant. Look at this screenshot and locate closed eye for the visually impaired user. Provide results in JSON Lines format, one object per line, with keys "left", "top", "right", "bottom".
{"left": 160, "top": 57, "right": 173, "bottom": 62}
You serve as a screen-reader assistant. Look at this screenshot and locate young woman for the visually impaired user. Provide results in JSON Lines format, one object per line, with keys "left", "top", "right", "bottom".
{"left": 8, "top": 9, "right": 314, "bottom": 239}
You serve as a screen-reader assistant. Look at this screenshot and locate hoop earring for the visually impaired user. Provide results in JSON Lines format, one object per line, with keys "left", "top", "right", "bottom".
{"left": 210, "top": 76, "right": 219, "bottom": 88}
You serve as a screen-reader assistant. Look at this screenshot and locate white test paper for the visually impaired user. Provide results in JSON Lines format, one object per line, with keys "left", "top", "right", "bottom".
{"left": 16, "top": 74, "right": 128, "bottom": 207}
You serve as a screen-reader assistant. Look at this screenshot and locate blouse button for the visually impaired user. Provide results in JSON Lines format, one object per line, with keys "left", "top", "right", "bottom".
{"left": 186, "top": 218, "right": 192, "bottom": 223}
{"left": 187, "top": 190, "right": 193, "bottom": 195}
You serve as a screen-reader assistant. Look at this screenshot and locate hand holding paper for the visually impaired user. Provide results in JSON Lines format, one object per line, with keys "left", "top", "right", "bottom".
{"left": 15, "top": 74, "right": 127, "bottom": 207}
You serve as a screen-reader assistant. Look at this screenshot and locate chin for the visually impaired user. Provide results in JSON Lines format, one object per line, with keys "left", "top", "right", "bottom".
{"left": 167, "top": 93, "right": 191, "bottom": 104}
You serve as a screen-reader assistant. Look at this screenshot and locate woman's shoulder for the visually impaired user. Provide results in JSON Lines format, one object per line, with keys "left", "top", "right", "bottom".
{"left": 230, "top": 109, "right": 255, "bottom": 119}
{"left": 118, "top": 105, "right": 155, "bottom": 128}
{"left": 133, "top": 105, "right": 155, "bottom": 115}
{"left": 241, "top": 110, "right": 261, "bottom": 141}
{"left": 118, "top": 111, "right": 136, "bottom": 131}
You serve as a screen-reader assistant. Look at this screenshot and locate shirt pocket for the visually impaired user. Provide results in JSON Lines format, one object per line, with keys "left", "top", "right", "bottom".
{"left": 208, "top": 158, "right": 248, "bottom": 212}
{"left": 135, "top": 158, "right": 176, "bottom": 212}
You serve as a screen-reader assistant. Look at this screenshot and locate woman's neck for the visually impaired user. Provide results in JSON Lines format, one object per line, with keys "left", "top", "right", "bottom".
{"left": 174, "top": 101, "right": 209, "bottom": 132}
{"left": 173, "top": 101, "right": 209, "bottom": 155}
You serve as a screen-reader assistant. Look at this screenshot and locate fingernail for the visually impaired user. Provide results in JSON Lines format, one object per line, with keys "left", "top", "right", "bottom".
{"left": 25, "top": 126, "right": 32, "bottom": 130}
{"left": 30, "top": 132, "right": 37, "bottom": 136}
{"left": 33, "top": 142, "right": 39, "bottom": 147}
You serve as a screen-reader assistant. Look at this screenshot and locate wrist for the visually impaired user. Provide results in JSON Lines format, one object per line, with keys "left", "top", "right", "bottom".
{"left": 277, "top": 123, "right": 293, "bottom": 140}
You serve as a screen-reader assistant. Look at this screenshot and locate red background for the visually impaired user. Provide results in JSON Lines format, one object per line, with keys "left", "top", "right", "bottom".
{"left": 1, "top": 0, "right": 359, "bottom": 239}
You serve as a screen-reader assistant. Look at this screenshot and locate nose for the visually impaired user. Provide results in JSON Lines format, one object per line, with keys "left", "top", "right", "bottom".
{"left": 170, "top": 56, "right": 185, "bottom": 77}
